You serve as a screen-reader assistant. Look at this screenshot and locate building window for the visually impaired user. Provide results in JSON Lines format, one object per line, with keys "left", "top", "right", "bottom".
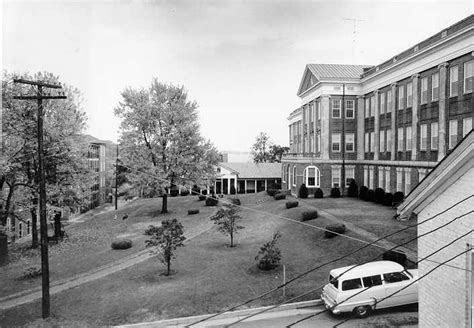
{"left": 370, "top": 96, "right": 375, "bottom": 116}
{"left": 406, "top": 126, "right": 412, "bottom": 151}
{"left": 346, "top": 100, "right": 355, "bottom": 119}
{"left": 364, "top": 166, "right": 368, "bottom": 187}
{"left": 332, "top": 133, "right": 341, "bottom": 152}
{"left": 317, "top": 101, "right": 321, "bottom": 120}
{"left": 421, "top": 77, "right": 428, "bottom": 104}
{"left": 387, "top": 90, "right": 392, "bottom": 112}
{"left": 398, "top": 85, "right": 405, "bottom": 110}
{"left": 365, "top": 98, "right": 370, "bottom": 117}
{"left": 345, "top": 167, "right": 355, "bottom": 187}
{"left": 380, "top": 92, "right": 386, "bottom": 114}
{"left": 380, "top": 130, "right": 385, "bottom": 152}
{"left": 387, "top": 129, "right": 392, "bottom": 151}
{"left": 27, "top": 220, "right": 31, "bottom": 235}
{"left": 432, "top": 73, "right": 439, "bottom": 101}
{"left": 431, "top": 122, "right": 438, "bottom": 150}
{"left": 378, "top": 167, "right": 384, "bottom": 189}
{"left": 464, "top": 60, "right": 474, "bottom": 93}
{"left": 368, "top": 167, "right": 374, "bottom": 189}
{"left": 404, "top": 169, "right": 411, "bottom": 195}
{"left": 317, "top": 133, "right": 321, "bottom": 152}
{"left": 396, "top": 170, "right": 403, "bottom": 192}
{"left": 332, "top": 99, "right": 341, "bottom": 118}
{"left": 449, "top": 119, "right": 458, "bottom": 149}
{"left": 345, "top": 133, "right": 355, "bottom": 152}
{"left": 18, "top": 222, "right": 23, "bottom": 239}
{"left": 370, "top": 131, "right": 375, "bottom": 153}
{"left": 292, "top": 166, "right": 297, "bottom": 186}
{"left": 385, "top": 168, "right": 391, "bottom": 191}
{"left": 407, "top": 82, "right": 413, "bottom": 107}
{"left": 332, "top": 167, "right": 341, "bottom": 188}
{"left": 463, "top": 117, "right": 473, "bottom": 137}
{"left": 365, "top": 132, "right": 369, "bottom": 153}
{"left": 305, "top": 166, "right": 320, "bottom": 187}
{"left": 397, "top": 127, "right": 404, "bottom": 151}
{"left": 450, "top": 65, "right": 458, "bottom": 97}
{"left": 420, "top": 124, "right": 428, "bottom": 151}
{"left": 418, "top": 169, "right": 427, "bottom": 182}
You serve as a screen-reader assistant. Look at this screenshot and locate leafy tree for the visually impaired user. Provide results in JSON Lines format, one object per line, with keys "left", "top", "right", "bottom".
{"left": 269, "top": 145, "right": 290, "bottom": 163}
{"left": 210, "top": 203, "right": 244, "bottom": 247}
{"left": 114, "top": 79, "right": 219, "bottom": 213}
{"left": 255, "top": 231, "right": 282, "bottom": 270}
{"left": 251, "top": 132, "right": 272, "bottom": 163}
{"left": 144, "top": 219, "right": 186, "bottom": 276}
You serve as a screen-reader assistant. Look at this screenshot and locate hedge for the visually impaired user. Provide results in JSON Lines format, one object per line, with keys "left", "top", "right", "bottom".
{"left": 324, "top": 224, "right": 346, "bottom": 238}
{"left": 188, "top": 209, "right": 199, "bottom": 215}
{"left": 285, "top": 201, "right": 299, "bottom": 209}
{"left": 374, "top": 188, "right": 385, "bottom": 203}
{"left": 198, "top": 195, "right": 206, "bottom": 201}
{"left": 367, "top": 189, "right": 375, "bottom": 202}
{"left": 383, "top": 192, "right": 393, "bottom": 206}
{"left": 111, "top": 239, "right": 133, "bottom": 250}
{"left": 314, "top": 188, "right": 324, "bottom": 198}
{"left": 301, "top": 210, "right": 318, "bottom": 221}
{"left": 330, "top": 187, "right": 341, "bottom": 198}
{"left": 359, "top": 186, "right": 369, "bottom": 200}
{"left": 267, "top": 189, "right": 279, "bottom": 197}
{"left": 298, "top": 184, "right": 308, "bottom": 198}
{"left": 347, "top": 179, "right": 358, "bottom": 197}
{"left": 205, "top": 195, "right": 219, "bottom": 206}
{"left": 393, "top": 192, "right": 405, "bottom": 204}
{"left": 274, "top": 193, "right": 286, "bottom": 200}
{"left": 180, "top": 190, "right": 190, "bottom": 196}
{"left": 229, "top": 198, "right": 241, "bottom": 206}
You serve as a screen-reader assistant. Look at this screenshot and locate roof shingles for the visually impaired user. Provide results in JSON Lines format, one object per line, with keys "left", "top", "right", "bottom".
{"left": 219, "top": 162, "right": 281, "bottom": 179}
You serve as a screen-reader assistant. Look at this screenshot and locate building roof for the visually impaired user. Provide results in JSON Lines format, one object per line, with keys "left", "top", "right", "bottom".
{"left": 397, "top": 130, "right": 474, "bottom": 218}
{"left": 307, "top": 64, "right": 371, "bottom": 80}
{"left": 219, "top": 162, "right": 282, "bottom": 179}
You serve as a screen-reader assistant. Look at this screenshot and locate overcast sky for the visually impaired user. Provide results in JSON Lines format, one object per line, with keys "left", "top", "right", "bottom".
{"left": 2, "top": 0, "right": 471, "bottom": 151}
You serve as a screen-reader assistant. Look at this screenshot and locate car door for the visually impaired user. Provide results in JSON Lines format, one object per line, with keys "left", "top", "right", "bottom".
{"left": 381, "top": 271, "right": 413, "bottom": 308}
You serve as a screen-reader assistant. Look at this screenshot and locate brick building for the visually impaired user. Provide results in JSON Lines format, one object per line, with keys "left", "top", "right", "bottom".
{"left": 282, "top": 15, "right": 473, "bottom": 196}
{"left": 397, "top": 131, "right": 473, "bottom": 328}
{"left": 86, "top": 142, "right": 106, "bottom": 210}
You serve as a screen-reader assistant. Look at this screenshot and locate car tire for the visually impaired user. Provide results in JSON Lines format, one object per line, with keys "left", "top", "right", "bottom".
{"left": 353, "top": 305, "right": 371, "bottom": 318}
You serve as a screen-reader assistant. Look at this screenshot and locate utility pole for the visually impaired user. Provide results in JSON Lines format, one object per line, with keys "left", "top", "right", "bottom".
{"left": 13, "top": 78, "right": 66, "bottom": 319}
{"left": 115, "top": 144, "right": 118, "bottom": 210}
{"left": 342, "top": 17, "right": 364, "bottom": 63}
{"left": 341, "top": 84, "right": 346, "bottom": 196}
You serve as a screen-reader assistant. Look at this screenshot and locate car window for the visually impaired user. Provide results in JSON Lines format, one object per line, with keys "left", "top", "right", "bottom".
{"left": 383, "top": 271, "right": 410, "bottom": 283}
{"left": 329, "top": 274, "right": 339, "bottom": 289}
{"left": 342, "top": 278, "right": 363, "bottom": 291}
{"left": 362, "top": 274, "right": 382, "bottom": 287}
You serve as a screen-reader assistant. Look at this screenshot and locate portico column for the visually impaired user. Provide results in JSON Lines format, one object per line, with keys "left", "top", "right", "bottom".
{"left": 438, "top": 62, "right": 448, "bottom": 160}
{"left": 357, "top": 96, "right": 365, "bottom": 160}
{"left": 227, "top": 178, "right": 231, "bottom": 194}
{"left": 264, "top": 179, "right": 267, "bottom": 191}
{"left": 244, "top": 180, "right": 247, "bottom": 194}
{"left": 411, "top": 74, "right": 420, "bottom": 160}
{"left": 255, "top": 180, "right": 257, "bottom": 193}
{"left": 390, "top": 83, "right": 397, "bottom": 160}
{"left": 302, "top": 104, "right": 307, "bottom": 154}
{"left": 320, "top": 95, "right": 330, "bottom": 160}
{"left": 373, "top": 90, "right": 380, "bottom": 160}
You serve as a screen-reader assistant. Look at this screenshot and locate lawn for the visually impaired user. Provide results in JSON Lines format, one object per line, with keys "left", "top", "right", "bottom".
{"left": 0, "top": 192, "right": 417, "bottom": 327}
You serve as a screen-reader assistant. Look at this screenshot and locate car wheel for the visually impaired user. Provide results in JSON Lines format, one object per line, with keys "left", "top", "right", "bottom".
{"left": 353, "top": 305, "right": 371, "bottom": 318}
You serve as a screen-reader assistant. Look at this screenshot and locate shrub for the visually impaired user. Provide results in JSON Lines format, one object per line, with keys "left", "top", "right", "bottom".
{"left": 359, "top": 186, "right": 369, "bottom": 200}
{"left": 274, "top": 193, "right": 286, "bottom": 200}
{"left": 170, "top": 186, "right": 179, "bottom": 197}
{"left": 383, "top": 192, "right": 393, "bottom": 206}
{"left": 22, "top": 266, "right": 42, "bottom": 279}
{"left": 191, "top": 184, "right": 200, "bottom": 196}
{"left": 267, "top": 189, "right": 279, "bottom": 197}
{"left": 205, "top": 195, "right": 219, "bottom": 206}
{"left": 314, "top": 188, "right": 324, "bottom": 198}
{"left": 347, "top": 179, "right": 358, "bottom": 197}
{"left": 298, "top": 184, "right": 308, "bottom": 198}
{"left": 301, "top": 210, "right": 318, "bottom": 221}
{"left": 393, "top": 192, "right": 405, "bottom": 204}
{"left": 229, "top": 198, "right": 241, "bottom": 206}
{"left": 255, "top": 231, "right": 282, "bottom": 271}
{"left": 111, "top": 239, "right": 133, "bottom": 250}
{"left": 367, "top": 189, "right": 375, "bottom": 202}
{"left": 285, "top": 201, "right": 299, "bottom": 209}
{"left": 330, "top": 187, "right": 341, "bottom": 198}
{"left": 180, "top": 189, "right": 190, "bottom": 196}
{"left": 201, "top": 190, "right": 208, "bottom": 195}
{"left": 198, "top": 195, "right": 206, "bottom": 201}
{"left": 230, "top": 185, "right": 236, "bottom": 195}
{"left": 374, "top": 188, "right": 385, "bottom": 204}
{"left": 382, "top": 250, "right": 407, "bottom": 267}
{"left": 324, "top": 223, "right": 346, "bottom": 238}
{"left": 188, "top": 209, "right": 199, "bottom": 215}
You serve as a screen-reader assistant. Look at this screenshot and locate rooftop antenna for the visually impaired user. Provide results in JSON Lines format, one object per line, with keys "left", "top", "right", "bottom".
{"left": 343, "top": 17, "right": 364, "bottom": 63}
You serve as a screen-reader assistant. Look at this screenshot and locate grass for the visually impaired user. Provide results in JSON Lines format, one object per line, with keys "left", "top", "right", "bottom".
{"left": 0, "top": 193, "right": 417, "bottom": 326}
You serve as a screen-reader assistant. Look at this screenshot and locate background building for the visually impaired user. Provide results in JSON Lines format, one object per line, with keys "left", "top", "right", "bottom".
{"left": 283, "top": 15, "right": 474, "bottom": 196}
{"left": 86, "top": 142, "right": 106, "bottom": 210}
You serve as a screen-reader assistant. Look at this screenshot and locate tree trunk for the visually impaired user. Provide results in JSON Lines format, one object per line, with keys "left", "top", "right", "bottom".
{"left": 167, "top": 257, "right": 171, "bottom": 276}
{"left": 31, "top": 208, "right": 39, "bottom": 248}
{"left": 53, "top": 212, "right": 62, "bottom": 240}
{"left": 230, "top": 232, "right": 234, "bottom": 247}
{"left": 161, "top": 194, "right": 168, "bottom": 214}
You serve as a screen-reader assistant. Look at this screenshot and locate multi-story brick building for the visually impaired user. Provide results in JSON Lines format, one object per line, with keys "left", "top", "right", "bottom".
{"left": 86, "top": 142, "right": 106, "bottom": 210}
{"left": 282, "top": 15, "right": 473, "bottom": 196}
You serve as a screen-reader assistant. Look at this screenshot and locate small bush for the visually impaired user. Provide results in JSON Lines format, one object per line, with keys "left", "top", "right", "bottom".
{"left": 367, "top": 189, "right": 375, "bottom": 202}
{"left": 198, "top": 195, "right": 206, "bottom": 201}
{"left": 347, "top": 179, "right": 358, "bottom": 197}
{"left": 374, "top": 188, "right": 385, "bottom": 204}
{"left": 330, "top": 187, "right": 341, "bottom": 198}
{"left": 191, "top": 184, "right": 200, "bottom": 196}
{"left": 274, "top": 193, "right": 286, "bottom": 200}
{"left": 324, "top": 224, "right": 346, "bottom": 238}
{"left": 170, "top": 188, "right": 179, "bottom": 197}
{"left": 382, "top": 250, "right": 407, "bottom": 267}
{"left": 230, "top": 185, "right": 236, "bottom": 195}
{"left": 205, "top": 195, "right": 219, "bottom": 206}
{"left": 180, "top": 190, "right": 189, "bottom": 196}
{"left": 23, "top": 267, "right": 42, "bottom": 279}
{"left": 298, "top": 184, "right": 308, "bottom": 198}
{"left": 201, "top": 190, "right": 208, "bottom": 195}
{"left": 188, "top": 209, "right": 199, "bottom": 215}
{"left": 285, "top": 201, "right": 299, "bottom": 209}
{"left": 359, "top": 186, "right": 369, "bottom": 200}
{"left": 314, "top": 188, "right": 324, "bottom": 198}
{"left": 301, "top": 210, "right": 318, "bottom": 221}
{"left": 255, "top": 231, "right": 282, "bottom": 271}
{"left": 229, "top": 198, "right": 241, "bottom": 206}
{"left": 111, "top": 239, "right": 133, "bottom": 250}
{"left": 383, "top": 192, "right": 393, "bottom": 206}
{"left": 267, "top": 189, "right": 279, "bottom": 197}
{"left": 393, "top": 192, "right": 405, "bottom": 204}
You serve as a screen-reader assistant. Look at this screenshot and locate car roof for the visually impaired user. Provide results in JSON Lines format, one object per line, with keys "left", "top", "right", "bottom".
{"left": 329, "top": 261, "right": 404, "bottom": 280}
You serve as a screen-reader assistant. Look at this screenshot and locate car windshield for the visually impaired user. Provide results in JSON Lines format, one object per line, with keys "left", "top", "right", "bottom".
{"left": 329, "top": 274, "right": 338, "bottom": 289}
